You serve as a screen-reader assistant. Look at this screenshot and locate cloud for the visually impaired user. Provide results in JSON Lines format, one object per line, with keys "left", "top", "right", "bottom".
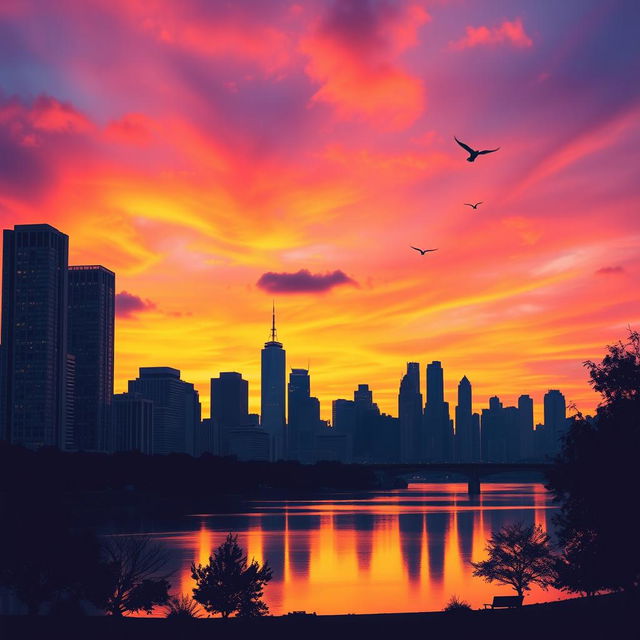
{"left": 595, "top": 266, "right": 625, "bottom": 276}
{"left": 115, "top": 290, "right": 157, "bottom": 317}
{"left": 450, "top": 19, "right": 532, "bottom": 50}
{"left": 256, "top": 269, "right": 357, "bottom": 293}
{"left": 301, "top": 0, "right": 429, "bottom": 129}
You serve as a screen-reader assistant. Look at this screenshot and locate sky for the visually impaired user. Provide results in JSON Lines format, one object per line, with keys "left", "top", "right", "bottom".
{"left": 1, "top": 0, "right": 639, "bottom": 422}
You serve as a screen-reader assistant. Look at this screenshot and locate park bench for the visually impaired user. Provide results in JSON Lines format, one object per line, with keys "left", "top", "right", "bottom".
{"left": 484, "top": 595, "right": 523, "bottom": 609}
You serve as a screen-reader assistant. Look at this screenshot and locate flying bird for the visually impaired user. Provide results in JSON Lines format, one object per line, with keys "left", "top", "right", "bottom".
{"left": 455, "top": 137, "right": 500, "bottom": 162}
{"left": 411, "top": 246, "right": 438, "bottom": 255}
{"left": 464, "top": 202, "right": 483, "bottom": 209}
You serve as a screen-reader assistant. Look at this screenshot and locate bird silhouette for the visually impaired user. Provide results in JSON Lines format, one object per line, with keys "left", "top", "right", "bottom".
{"left": 411, "top": 246, "right": 438, "bottom": 255}
{"left": 464, "top": 202, "right": 483, "bottom": 209}
{"left": 455, "top": 137, "right": 500, "bottom": 162}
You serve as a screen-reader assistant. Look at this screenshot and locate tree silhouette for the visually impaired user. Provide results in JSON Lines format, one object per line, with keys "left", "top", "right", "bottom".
{"left": 191, "top": 533, "right": 272, "bottom": 618}
{"left": 471, "top": 522, "right": 556, "bottom": 597}
{"left": 548, "top": 330, "right": 640, "bottom": 593}
{"left": 92, "top": 536, "right": 172, "bottom": 616}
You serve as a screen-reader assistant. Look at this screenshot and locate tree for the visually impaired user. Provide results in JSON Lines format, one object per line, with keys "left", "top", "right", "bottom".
{"left": 548, "top": 330, "right": 640, "bottom": 593}
{"left": 471, "top": 522, "right": 556, "bottom": 598}
{"left": 191, "top": 533, "right": 272, "bottom": 618}
{"left": 92, "top": 536, "right": 172, "bottom": 616}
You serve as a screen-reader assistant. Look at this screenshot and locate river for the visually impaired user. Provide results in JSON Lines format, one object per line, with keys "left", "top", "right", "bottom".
{"left": 106, "top": 482, "right": 564, "bottom": 615}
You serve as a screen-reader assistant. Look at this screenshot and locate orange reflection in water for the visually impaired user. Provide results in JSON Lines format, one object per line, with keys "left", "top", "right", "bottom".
{"left": 165, "top": 483, "right": 564, "bottom": 616}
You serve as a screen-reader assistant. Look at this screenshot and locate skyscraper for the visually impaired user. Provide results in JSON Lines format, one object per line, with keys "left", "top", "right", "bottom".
{"left": 287, "top": 368, "right": 321, "bottom": 463}
{"left": 398, "top": 362, "right": 422, "bottom": 462}
{"left": 68, "top": 265, "right": 115, "bottom": 452}
{"left": 261, "top": 305, "right": 286, "bottom": 460}
{"left": 455, "top": 376, "right": 473, "bottom": 462}
{"left": 1, "top": 224, "right": 69, "bottom": 448}
{"left": 211, "top": 371, "right": 249, "bottom": 455}
{"left": 517, "top": 394, "right": 534, "bottom": 460}
{"left": 423, "top": 361, "right": 452, "bottom": 461}
{"left": 481, "top": 396, "right": 505, "bottom": 461}
{"left": 127, "top": 367, "right": 200, "bottom": 455}
{"left": 544, "top": 389, "right": 566, "bottom": 456}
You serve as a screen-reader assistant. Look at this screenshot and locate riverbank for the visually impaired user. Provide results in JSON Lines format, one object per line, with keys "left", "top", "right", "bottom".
{"left": 0, "top": 594, "right": 635, "bottom": 640}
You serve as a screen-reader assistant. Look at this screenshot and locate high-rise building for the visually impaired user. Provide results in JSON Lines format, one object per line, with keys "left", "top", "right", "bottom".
{"left": 1, "top": 224, "right": 69, "bottom": 448}
{"left": 261, "top": 305, "right": 286, "bottom": 460}
{"left": 111, "top": 392, "right": 153, "bottom": 454}
{"left": 423, "top": 361, "right": 452, "bottom": 461}
{"left": 455, "top": 376, "right": 473, "bottom": 462}
{"left": 517, "top": 394, "right": 534, "bottom": 460}
{"left": 228, "top": 413, "right": 270, "bottom": 461}
{"left": 287, "top": 368, "right": 321, "bottom": 463}
{"left": 398, "top": 363, "right": 422, "bottom": 463}
{"left": 211, "top": 371, "right": 249, "bottom": 455}
{"left": 481, "top": 396, "right": 505, "bottom": 461}
{"left": 353, "top": 383, "right": 380, "bottom": 462}
{"left": 68, "top": 265, "right": 115, "bottom": 452}
{"left": 128, "top": 367, "right": 200, "bottom": 455}
{"left": 544, "top": 389, "right": 567, "bottom": 456}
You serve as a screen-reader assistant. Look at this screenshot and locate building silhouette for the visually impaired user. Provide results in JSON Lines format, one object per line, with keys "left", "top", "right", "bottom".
{"left": 111, "top": 392, "right": 153, "bottom": 454}
{"left": 544, "top": 389, "right": 567, "bottom": 456}
{"left": 517, "top": 394, "right": 534, "bottom": 460}
{"left": 423, "top": 361, "right": 453, "bottom": 461}
{"left": 454, "top": 376, "right": 473, "bottom": 462}
{"left": 398, "top": 363, "right": 422, "bottom": 463}
{"left": 127, "top": 367, "right": 200, "bottom": 455}
{"left": 332, "top": 398, "right": 355, "bottom": 459}
{"left": 481, "top": 396, "right": 505, "bottom": 461}
{"left": 68, "top": 265, "right": 115, "bottom": 452}
{"left": 228, "top": 413, "right": 270, "bottom": 461}
{"left": 353, "top": 383, "right": 380, "bottom": 462}
{"left": 1, "top": 224, "right": 70, "bottom": 448}
{"left": 287, "top": 368, "right": 321, "bottom": 463}
{"left": 261, "top": 305, "right": 286, "bottom": 460}
{"left": 211, "top": 371, "right": 249, "bottom": 455}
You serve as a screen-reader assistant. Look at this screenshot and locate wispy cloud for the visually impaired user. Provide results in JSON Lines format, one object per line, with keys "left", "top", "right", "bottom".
{"left": 450, "top": 18, "right": 532, "bottom": 50}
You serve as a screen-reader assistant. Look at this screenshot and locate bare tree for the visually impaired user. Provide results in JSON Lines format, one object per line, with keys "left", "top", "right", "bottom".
{"left": 94, "top": 535, "right": 172, "bottom": 616}
{"left": 471, "top": 522, "right": 556, "bottom": 598}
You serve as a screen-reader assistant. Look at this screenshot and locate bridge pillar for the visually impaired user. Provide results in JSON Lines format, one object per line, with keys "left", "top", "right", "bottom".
{"left": 467, "top": 475, "right": 481, "bottom": 495}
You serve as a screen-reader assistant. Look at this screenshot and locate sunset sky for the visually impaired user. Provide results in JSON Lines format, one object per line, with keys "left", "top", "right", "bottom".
{"left": 1, "top": 0, "right": 638, "bottom": 422}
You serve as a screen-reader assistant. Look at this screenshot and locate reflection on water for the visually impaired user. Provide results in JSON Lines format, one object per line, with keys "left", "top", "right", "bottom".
{"left": 106, "top": 483, "right": 563, "bottom": 615}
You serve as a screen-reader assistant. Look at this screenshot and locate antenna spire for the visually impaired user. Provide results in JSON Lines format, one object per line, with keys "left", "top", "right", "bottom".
{"left": 270, "top": 301, "right": 277, "bottom": 342}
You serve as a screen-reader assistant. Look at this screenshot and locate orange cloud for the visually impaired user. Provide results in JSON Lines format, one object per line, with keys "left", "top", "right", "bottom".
{"left": 450, "top": 18, "right": 532, "bottom": 50}
{"left": 301, "top": 1, "right": 429, "bottom": 129}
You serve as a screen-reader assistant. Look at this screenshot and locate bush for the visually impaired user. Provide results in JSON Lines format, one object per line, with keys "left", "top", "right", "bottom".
{"left": 444, "top": 595, "right": 472, "bottom": 612}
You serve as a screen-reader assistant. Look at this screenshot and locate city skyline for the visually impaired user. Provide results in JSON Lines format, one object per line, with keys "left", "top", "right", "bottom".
{"left": 0, "top": 1, "right": 637, "bottom": 429}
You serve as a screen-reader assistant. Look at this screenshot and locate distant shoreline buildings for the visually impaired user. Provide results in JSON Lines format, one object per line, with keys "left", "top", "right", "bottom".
{"left": 0, "top": 223, "right": 569, "bottom": 463}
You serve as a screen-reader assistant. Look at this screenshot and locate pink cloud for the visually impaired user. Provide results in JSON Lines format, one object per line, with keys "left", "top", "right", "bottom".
{"left": 451, "top": 18, "right": 532, "bottom": 50}
{"left": 595, "top": 266, "right": 625, "bottom": 276}
{"left": 257, "top": 269, "right": 358, "bottom": 294}
{"left": 301, "top": 1, "right": 429, "bottom": 129}
{"left": 115, "top": 290, "right": 157, "bottom": 318}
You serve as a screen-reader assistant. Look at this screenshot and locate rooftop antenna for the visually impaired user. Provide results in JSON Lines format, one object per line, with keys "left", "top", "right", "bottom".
{"left": 270, "top": 300, "right": 277, "bottom": 342}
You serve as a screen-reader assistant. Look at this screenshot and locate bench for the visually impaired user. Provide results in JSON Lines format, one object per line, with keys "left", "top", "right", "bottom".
{"left": 484, "top": 595, "right": 523, "bottom": 609}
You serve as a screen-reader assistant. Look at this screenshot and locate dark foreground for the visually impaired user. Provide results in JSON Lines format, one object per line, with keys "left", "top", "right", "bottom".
{"left": 1, "top": 594, "right": 636, "bottom": 640}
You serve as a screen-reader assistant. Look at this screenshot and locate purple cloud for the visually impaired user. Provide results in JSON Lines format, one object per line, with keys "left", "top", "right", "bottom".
{"left": 257, "top": 269, "right": 357, "bottom": 294}
{"left": 595, "top": 266, "right": 625, "bottom": 276}
{"left": 115, "top": 290, "right": 157, "bottom": 318}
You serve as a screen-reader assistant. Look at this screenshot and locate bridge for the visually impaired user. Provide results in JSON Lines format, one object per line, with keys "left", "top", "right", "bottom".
{"left": 369, "top": 462, "right": 552, "bottom": 495}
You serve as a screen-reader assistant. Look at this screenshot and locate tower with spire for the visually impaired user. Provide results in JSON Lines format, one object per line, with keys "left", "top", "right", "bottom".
{"left": 261, "top": 303, "right": 286, "bottom": 460}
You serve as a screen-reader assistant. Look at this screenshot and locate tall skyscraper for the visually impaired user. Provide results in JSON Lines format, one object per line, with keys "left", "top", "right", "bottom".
{"left": 1, "top": 224, "right": 69, "bottom": 448}
{"left": 261, "top": 305, "right": 286, "bottom": 460}
{"left": 68, "top": 265, "right": 115, "bottom": 452}
{"left": 544, "top": 389, "right": 567, "bottom": 456}
{"left": 127, "top": 367, "right": 200, "bottom": 455}
{"left": 287, "top": 368, "right": 321, "bottom": 463}
{"left": 211, "top": 371, "right": 249, "bottom": 455}
{"left": 517, "top": 394, "right": 534, "bottom": 460}
{"left": 398, "top": 362, "right": 422, "bottom": 462}
{"left": 455, "top": 376, "right": 473, "bottom": 462}
{"left": 423, "top": 361, "right": 452, "bottom": 461}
